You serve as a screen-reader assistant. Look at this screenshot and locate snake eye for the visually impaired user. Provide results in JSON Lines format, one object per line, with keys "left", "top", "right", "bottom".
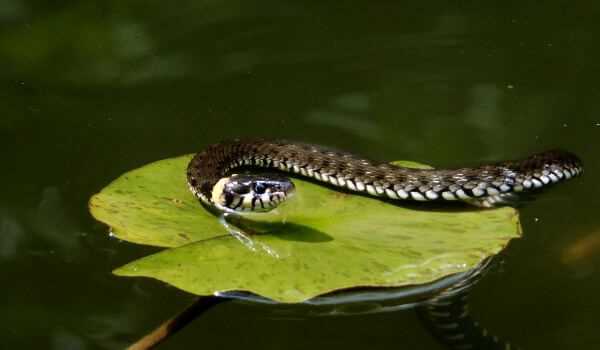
{"left": 254, "top": 183, "right": 266, "bottom": 194}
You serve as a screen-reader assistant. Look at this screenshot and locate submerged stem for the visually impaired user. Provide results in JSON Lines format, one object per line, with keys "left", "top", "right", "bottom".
{"left": 127, "top": 296, "right": 226, "bottom": 350}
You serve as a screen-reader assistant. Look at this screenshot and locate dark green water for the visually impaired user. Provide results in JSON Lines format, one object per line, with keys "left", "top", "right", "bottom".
{"left": 2, "top": 1, "right": 600, "bottom": 349}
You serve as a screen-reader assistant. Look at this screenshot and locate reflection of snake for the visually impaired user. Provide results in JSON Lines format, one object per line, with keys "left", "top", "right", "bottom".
{"left": 417, "top": 260, "right": 517, "bottom": 350}
{"left": 187, "top": 139, "right": 582, "bottom": 211}
{"left": 420, "top": 290, "right": 516, "bottom": 350}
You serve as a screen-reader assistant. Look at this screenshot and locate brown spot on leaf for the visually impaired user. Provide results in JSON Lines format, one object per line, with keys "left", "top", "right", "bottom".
{"left": 178, "top": 233, "right": 190, "bottom": 241}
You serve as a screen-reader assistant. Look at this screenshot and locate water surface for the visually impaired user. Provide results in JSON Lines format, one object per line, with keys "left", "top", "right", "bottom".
{"left": 2, "top": 1, "right": 599, "bottom": 349}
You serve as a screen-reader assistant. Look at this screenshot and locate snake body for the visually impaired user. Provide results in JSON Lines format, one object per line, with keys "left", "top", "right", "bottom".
{"left": 187, "top": 139, "right": 582, "bottom": 211}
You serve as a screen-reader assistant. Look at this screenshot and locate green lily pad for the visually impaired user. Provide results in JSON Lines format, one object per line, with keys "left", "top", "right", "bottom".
{"left": 89, "top": 155, "right": 521, "bottom": 303}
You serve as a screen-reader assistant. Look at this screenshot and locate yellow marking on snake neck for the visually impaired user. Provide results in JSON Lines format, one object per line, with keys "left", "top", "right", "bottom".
{"left": 211, "top": 177, "right": 230, "bottom": 205}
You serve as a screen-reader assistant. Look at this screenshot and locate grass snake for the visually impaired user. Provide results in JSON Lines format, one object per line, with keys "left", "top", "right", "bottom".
{"left": 187, "top": 139, "right": 582, "bottom": 212}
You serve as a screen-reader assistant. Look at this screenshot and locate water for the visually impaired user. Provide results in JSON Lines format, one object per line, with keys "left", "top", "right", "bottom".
{"left": 2, "top": 1, "right": 600, "bottom": 349}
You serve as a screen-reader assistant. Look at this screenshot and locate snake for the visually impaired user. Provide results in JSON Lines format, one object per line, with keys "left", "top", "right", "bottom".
{"left": 187, "top": 139, "right": 582, "bottom": 212}
{"left": 185, "top": 139, "right": 582, "bottom": 349}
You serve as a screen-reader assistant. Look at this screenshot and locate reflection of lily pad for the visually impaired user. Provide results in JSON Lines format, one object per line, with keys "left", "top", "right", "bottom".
{"left": 89, "top": 155, "right": 521, "bottom": 303}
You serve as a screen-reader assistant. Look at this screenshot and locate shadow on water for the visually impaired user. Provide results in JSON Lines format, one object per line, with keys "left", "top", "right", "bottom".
{"left": 127, "top": 254, "right": 521, "bottom": 350}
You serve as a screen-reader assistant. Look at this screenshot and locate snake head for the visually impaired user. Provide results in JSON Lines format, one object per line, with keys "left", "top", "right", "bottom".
{"left": 212, "top": 173, "right": 295, "bottom": 212}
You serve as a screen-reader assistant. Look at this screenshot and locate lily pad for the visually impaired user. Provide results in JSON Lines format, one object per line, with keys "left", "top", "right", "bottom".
{"left": 89, "top": 155, "right": 521, "bottom": 303}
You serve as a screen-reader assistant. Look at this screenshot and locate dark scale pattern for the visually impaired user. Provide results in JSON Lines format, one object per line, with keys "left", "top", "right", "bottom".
{"left": 187, "top": 139, "right": 583, "bottom": 208}
{"left": 418, "top": 282, "right": 520, "bottom": 350}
